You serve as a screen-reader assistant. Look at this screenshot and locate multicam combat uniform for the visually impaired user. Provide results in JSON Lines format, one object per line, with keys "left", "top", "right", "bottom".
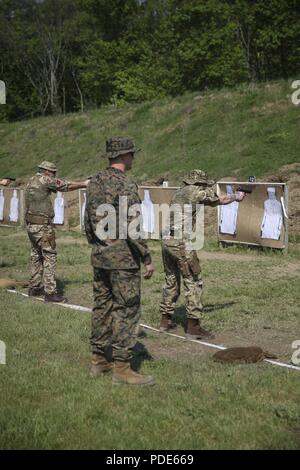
{"left": 84, "top": 166, "right": 152, "bottom": 363}
{"left": 160, "top": 171, "right": 220, "bottom": 322}
{"left": 25, "top": 172, "right": 69, "bottom": 295}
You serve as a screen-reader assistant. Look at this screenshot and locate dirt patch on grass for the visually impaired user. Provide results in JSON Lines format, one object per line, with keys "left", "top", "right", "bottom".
{"left": 215, "top": 329, "right": 296, "bottom": 362}
{"left": 140, "top": 324, "right": 296, "bottom": 364}
{"left": 6, "top": 288, "right": 297, "bottom": 365}
{"left": 269, "top": 262, "right": 300, "bottom": 279}
{"left": 140, "top": 331, "right": 208, "bottom": 361}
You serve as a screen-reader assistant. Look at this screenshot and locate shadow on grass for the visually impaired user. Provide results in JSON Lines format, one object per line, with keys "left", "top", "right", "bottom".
{"left": 56, "top": 278, "right": 91, "bottom": 293}
{"left": 204, "top": 302, "right": 236, "bottom": 313}
{"left": 172, "top": 302, "right": 236, "bottom": 329}
{"left": 103, "top": 341, "right": 154, "bottom": 372}
{"left": 0, "top": 260, "right": 16, "bottom": 268}
{"left": 131, "top": 341, "right": 154, "bottom": 372}
{"left": 56, "top": 278, "right": 67, "bottom": 294}
{"left": 174, "top": 305, "right": 187, "bottom": 329}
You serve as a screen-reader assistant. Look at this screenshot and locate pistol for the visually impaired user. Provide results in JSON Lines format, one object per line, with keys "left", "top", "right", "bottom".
{"left": 236, "top": 186, "right": 252, "bottom": 194}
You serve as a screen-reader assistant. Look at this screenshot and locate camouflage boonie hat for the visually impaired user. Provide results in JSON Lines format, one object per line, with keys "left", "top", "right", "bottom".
{"left": 38, "top": 161, "right": 57, "bottom": 172}
{"left": 104, "top": 136, "right": 140, "bottom": 159}
{"left": 183, "top": 169, "right": 215, "bottom": 186}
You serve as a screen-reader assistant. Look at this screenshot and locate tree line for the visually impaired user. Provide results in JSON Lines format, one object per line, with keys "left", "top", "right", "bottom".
{"left": 0, "top": 0, "right": 299, "bottom": 121}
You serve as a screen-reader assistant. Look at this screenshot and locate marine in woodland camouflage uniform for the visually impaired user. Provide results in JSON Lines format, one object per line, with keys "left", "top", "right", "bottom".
{"left": 25, "top": 161, "right": 88, "bottom": 302}
{"left": 84, "top": 136, "right": 155, "bottom": 385}
{"left": 159, "top": 169, "right": 246, "bottom": 339}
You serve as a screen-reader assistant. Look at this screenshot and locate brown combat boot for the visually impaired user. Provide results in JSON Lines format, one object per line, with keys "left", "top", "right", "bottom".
{"left": 112, "top": 361, "right": 156, "bottom": 386}
{"left": 90, "top": 353, "right": 113, "bottom": 376}
{"left": 159, "top": 314, "right": 176, "bottom": 332}
{"left": 44, "top": 293, "right": 67, "bottom": 303}
{"left": 28, "top": 286, "right": 45, "bottom": 297}
{"left": 186, "top": 318, "right": 215, "bottom": 340}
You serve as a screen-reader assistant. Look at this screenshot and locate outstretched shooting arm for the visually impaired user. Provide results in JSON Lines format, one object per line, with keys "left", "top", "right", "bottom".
{"left": 0, "top": 177, "right": 16, "bottom": 186}
{"left": 218, "top": 191, "right": 246, "bottom": 205}
{"left": 194, "top": 186, "right": 246, "bottom": 207}
{"left": 236, "top": 186, "right": 252, "bottom": 194}
{"left": 67, "top": 179, "right": 90, "bottom": 191}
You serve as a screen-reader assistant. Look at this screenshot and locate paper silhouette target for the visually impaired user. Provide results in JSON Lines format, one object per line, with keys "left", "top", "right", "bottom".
{"left": 260, "top": 187, "right": 283, "bottom": 240}
{"left": 54, "top": 192, "right": 65, "bottom": 225}
{"left": 0, "top": 188, "right": 22, "bottom": 225}
{"left": 9, "top": 189, "right": 19, "bottom": 222}
{"left": 141, "top": 189, "right": 155, "bottom": 234}
{"left": 219, "top": 185, "right": 239, "bottom": 235}
{"left": 0, "top": 190, "right": 4, "bottom": 221}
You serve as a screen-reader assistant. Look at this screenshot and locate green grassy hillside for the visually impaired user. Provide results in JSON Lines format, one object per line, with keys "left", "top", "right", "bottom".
{"left": 0, "top": 80, "right": 299, "bottom": 183}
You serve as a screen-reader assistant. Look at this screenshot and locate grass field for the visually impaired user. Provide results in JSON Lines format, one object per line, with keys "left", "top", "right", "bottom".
{"left": 0, "top": 226, "right": 300, "bottom": 450}
{"left": 0, "top": 80, "right": 299, "bottom": 184}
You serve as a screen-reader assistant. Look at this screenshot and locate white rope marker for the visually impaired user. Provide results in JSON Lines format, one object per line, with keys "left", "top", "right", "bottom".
{"left": 7, "top": 289, "right": 300, "bottom": 372}
{"left": 7, "top": 289, "right": 91, "bottom": 312}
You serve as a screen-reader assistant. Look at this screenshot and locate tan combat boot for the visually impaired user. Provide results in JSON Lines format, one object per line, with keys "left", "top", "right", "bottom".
{"left": 186, "top": 318, "right": 215, "bottom": 340}
{"left": 159, "top": 314, "right": 176, "bottom": 332}
{"left": 112, "top": 361, "right": 156, "bottom": 386}
{"left": 90, "top": 353, "right": 113, "bottom": 377}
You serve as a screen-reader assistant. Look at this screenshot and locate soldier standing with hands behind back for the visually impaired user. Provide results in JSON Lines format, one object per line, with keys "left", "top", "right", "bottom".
{"left": 25, "top": 161, "right": 89, "bottom": 303}
{"left": 84, "top": 137, "right": 155, "bottom": 386}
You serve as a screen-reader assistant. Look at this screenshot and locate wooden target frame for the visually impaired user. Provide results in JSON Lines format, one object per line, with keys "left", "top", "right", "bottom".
{"left": 216, "top": 181, "right": 288, "bottom": 250}
{"left": 0, "top": 187, "right": 24, "bottom": 227}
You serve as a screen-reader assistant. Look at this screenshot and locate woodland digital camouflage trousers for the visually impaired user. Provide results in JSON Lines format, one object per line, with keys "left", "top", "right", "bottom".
{"left": 27, "top": 224, "right": 57, "bottom": 294}
{"left": 160, "top": 240, "right": 204, "bottom": 320}
{"left": 91, "top": 267, "right": 141, "bottom": 362}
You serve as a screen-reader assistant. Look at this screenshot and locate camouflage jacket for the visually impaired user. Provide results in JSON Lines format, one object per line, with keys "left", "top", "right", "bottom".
{"left": 168, "top": 184, "right": 220, "bottom": 239}
{"left": 25, "top": 172, "right": 69, "bottom": 220}
{"left": 84, "top": 167, "right": 152, "bottom": 270}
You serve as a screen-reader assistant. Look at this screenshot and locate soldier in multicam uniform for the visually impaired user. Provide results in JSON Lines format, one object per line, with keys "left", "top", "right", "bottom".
{"left": 159, "top": 169, "right": 246, "bottom": 339}
{"left": 25, "top": 161, "right": 89, "bottom": 302}
{"left": 84, "top": 137, "right": 155, "bottom": 386}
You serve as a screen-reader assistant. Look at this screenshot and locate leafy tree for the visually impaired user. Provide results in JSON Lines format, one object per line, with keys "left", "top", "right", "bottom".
{"left": 1, "top": 0, "right": 299, "bottom": 121}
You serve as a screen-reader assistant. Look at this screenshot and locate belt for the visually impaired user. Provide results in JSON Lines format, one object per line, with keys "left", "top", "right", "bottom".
{"left": 26, "top": 214, "right": 52, "bottom": 225}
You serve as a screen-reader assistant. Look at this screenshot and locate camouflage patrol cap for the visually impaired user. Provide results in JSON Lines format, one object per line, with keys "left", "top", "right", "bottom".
{"left": 104, "top": 136, "right": 140, "bottom": 159}
{"left": 183, "top": 169, "right": 215, "bottom": 186}
{"left": 38, "top": 161, "right": 57, "bottom": 172}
